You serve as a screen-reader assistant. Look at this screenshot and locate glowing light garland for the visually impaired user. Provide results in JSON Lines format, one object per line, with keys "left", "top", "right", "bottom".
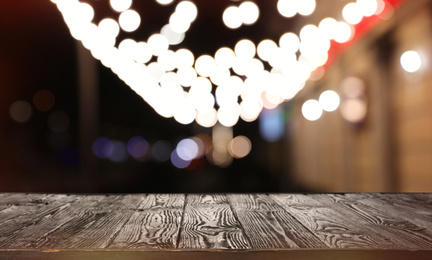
{"left": 51, "top": 0, "right": 393, "bottom": 127}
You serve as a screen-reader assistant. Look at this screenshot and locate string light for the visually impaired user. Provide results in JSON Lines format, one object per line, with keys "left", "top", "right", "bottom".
{"left": 52, "top": 0, "right": 384, "bottom": 126}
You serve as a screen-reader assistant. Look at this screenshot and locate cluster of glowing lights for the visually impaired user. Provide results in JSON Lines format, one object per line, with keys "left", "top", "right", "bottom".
{"left": 302, "top": 90, "right": 340, "bottom": 121}
{"left": 92, "top": 131, "right": 251, "bottom": 168}
{"left": 223, "top": 1, "right": 260, "bottom": 29}
{"left": 299, "top": 0, "right": 393, "bottom": 122}
{"left": 277, "top": 0, "right": 316, "bottom": 18}
{"left": 52, "top": 0, "right": 391, "bottom": 128}
{"left": 340, "top": 77, "right": 367, "bottom": 124}
{"left": 342, "top": 0, "right": 383, "bottom": 25}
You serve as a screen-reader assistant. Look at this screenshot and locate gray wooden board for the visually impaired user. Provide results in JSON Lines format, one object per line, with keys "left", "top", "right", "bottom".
{"left": 55, "top": 194, "right": 144, "bottom": 249}
{"left": 0, "top": 194, "right": 81, "bottom": 246}
{"left": 0, "top": 193, "right": 431, "bottom": 259}
{"left": 109, "top": 194, "right": 185, "bottom": 249}
{"left": 29, "top": 195, "right": 118, "bottom": 249}
{"left": 227, "top": 194, "right": 326, "bottom": 249}
{"left": 178, "top": 194, "right": 250, "bottom": 249}
{"left": 322, "top": 194, "right": 432, "bottom": 249}
{"left": 343, "top": 193, "right": 432, "bottom": 230}
{"left": 270, "top": 194, "right": 399, "bottom": 249}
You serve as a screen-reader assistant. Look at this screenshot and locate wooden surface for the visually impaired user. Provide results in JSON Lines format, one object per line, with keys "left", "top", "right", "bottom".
{"left": 0, "top": 193, "right": 431, "bottom": 259}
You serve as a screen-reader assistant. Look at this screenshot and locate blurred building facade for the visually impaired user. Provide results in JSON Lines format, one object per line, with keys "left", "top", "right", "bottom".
{"left": 287, "top": 0, "right": 432, "bottom": 192}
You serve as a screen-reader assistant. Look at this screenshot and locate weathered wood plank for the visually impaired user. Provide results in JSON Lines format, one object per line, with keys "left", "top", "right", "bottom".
{"left": 377, "top": 193, "right": 432, "bottom": 216}
{"left": 271, "top": 194, "right": 399, "bottom": 249}
{"left": 228, "top": 194, "right": 326, "bottom": 249}
{"left": 0, "top": 194, "right": 61, "bottom": 222}
{"left": 322, "top": 194, "right": 432, "bottom": 249}
{"left": 138, "top": 194, "right": 185, "bottom": 209}
{"left": 51, "top": 195, "right": 144, "bottom": 249}
{"left": 0, "top": 194, "right": 81, "bottom": 246}
{"left": 178, "top": 194, "right": 250, "bottom": 249}
{"left": 343, "top": 193, "right": 432, "bottom": 230}
{"left": 0, "top": 192, "right": 432, "bottom": 255}
{"left": 7, "top": 195, "right": 109, "bottom": 248}
{"left": 109, "top": 194, "right": 185, "bottom": 249}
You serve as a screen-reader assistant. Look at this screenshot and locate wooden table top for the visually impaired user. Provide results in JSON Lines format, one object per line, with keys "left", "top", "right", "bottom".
{"left": 0, "top": 193, "right": 431, "bottom": 259}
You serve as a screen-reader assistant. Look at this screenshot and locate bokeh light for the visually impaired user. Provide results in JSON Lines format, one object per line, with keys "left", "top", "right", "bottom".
{"left": 177, "top": 67, "right": 197, "bottom": 87}
{"left": 302, "top": 99, "right": 323, "bottom": 121}
{"left": 342, "top": 2, "right": 363, "bottom": 25}
{"left": 119, "top": 9, "right": 141, "bottom": 32}
{"left": 279, "top": 32, "right": 300, "bottom": 53}
{"left": 196, "top": 108, "right": 217, "bottom": 128}
{"left": 176, "top": 1, "right": 198, "bottom": 22}
{"left": 257, "top": 39, "right": 278, "bottom": 61}
{"left": 51, "top": 0, "right": 381, "bottom": 128}
{"left": 259, "top": 107, "right": 284, "bottom": 142}
{"left": 156, "top": 0, "right": 174, "bottom": 5}
{"left": 239, "top": 1, "right": 260, "bottom": 25}
{"left": 147, "top": 34, "right": 169, "bottom": 56}
{"left": 357, "top": 0, "right": 379, "bottom": 17}
{"left": 297, "top": 0, "right": 316, "bottom": 16}
{"left": 334, "top": 22, "right": 353, "bottom": 43}
{"left": 161, "top": 24, "right": 185, "bottom": 45}
{"left": 223, "top": 6, "right": 242, "bottom": 29}
{"left": 340, "top": 99, "right": 367, "bottom": 123}
{"left": 169, "top": 12, "right": 191, "bottom": 33}
{"left": 176, "top": 138, "right": 199, "bottom": 161}
{"left": 215, "top": 47, "right": 236, "bottom": 68}
{"left": 210, "top": 124, "right": 233, "bottom": 168}
{"left": 127, "top": 136, "right": 149, "bottom": 159}
{"left": 277, "top": 0, "right": 297, "bottom": 18}
{"left": 109, "top": 141, "right": 129, "bottom": 163}
{"left": 195, "top": 55, "right": 216, "bottom": 77}
{"left": 98, "top": 18, "right": 120, "bottom": 38}
{"left": 171, "top": 149, "right": 191, "bottom": 168}
{"left": 175, "top": 48, "right": 195, "bottom": 69}
{"left": 319, "top": 90, "right": 340, "bottom": 112}
{"left": 400, "top": 50, "right": 422, "bottom": 73}
{"left": 134, "top": 41, "right": 152, "bottom": 63}
{"left": 110, "top": 0, "right": 132, "bottom": 12}
{"left": 92, "top": 137, "right": 114, "bottom": 159}
{"left": 218, "top": 104, "right": 241, "bottom": 127}
{"left": 228, "top": 135, "right": 252, "bottom": 158}
{"left": 235, "top": 39, "right": 256, "bottom": 60}
{"left": 9, "top": 100, "right": 32, "bottom": 123}
{"left": 318, "top": 17, "right": 338, "bottom": 40}
{"left": 341, "top": 76, "right": 365, "bottom": 98}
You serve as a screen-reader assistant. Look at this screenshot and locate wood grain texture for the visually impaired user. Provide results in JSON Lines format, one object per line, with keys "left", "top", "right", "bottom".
{"left": 322, "top": 194, "right": 432, "bottom": 249}
{"left": 0, "top": 194, "right": 81, "bottom": 246}
{"left": 228, "top": 194, "right": 326, "bottom": 249}
{"left": 343, "top": 193, "right": 432, "bottom": 230}
{"left": 28, "top": 195, "right": 116, "bottom": 249}
{"left": 57, "top": 194, "right": 144, "bottom": 249}
{"left": 178, "top": 194, "right": 250, "bottom": 249}
{"left": 270, "top": 194, "right": 398, "bottom": 249}
{"left": 0, "top": 192, "right": 431, "bottom": 258}
{"left": 109, "top": 194, "right": 185, "bottom": 249}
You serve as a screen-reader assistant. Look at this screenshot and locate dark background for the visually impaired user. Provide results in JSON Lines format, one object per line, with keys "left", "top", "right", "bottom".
{"left": 0, "top": 0, "right": 298, "bottom": 193}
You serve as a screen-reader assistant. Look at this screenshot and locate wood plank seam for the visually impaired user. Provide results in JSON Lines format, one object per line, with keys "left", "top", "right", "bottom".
{"left": 266, "top": 194, "right": 325, "bottom": 246}
{"left": 103, "top": 194, "right": 147, "bottom": 248}
{"left": 175, "top": 193, "right": 188, "bottom": 249}
{"left": 225, "top": 194, "right": 253, "bottom": 248}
